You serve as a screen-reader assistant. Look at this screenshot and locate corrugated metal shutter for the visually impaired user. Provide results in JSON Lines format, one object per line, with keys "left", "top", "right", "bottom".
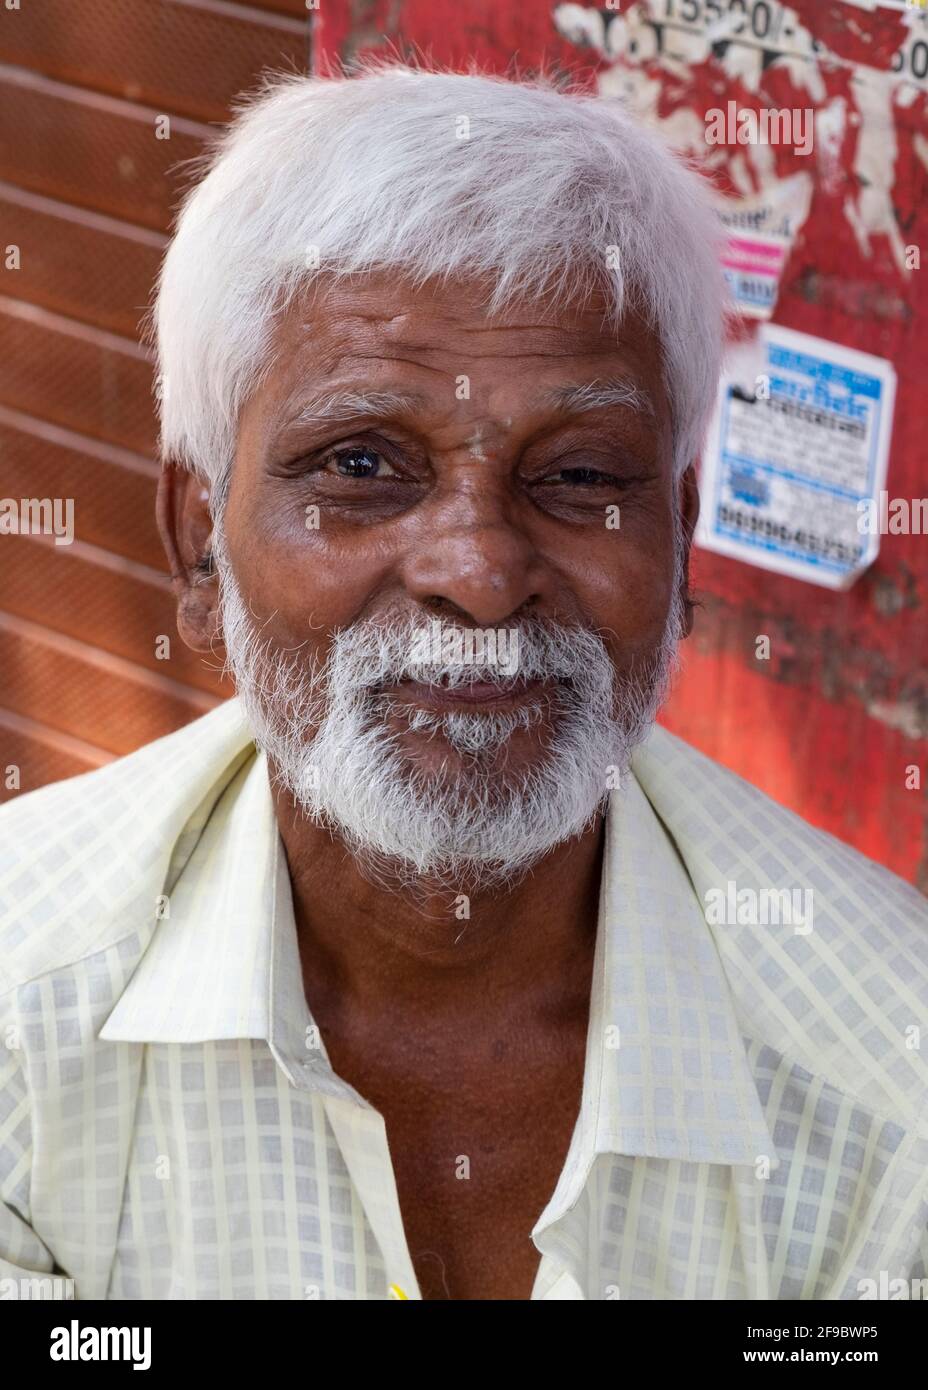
{"left": 0, "top": 0, "right": 310, "bottom": 791}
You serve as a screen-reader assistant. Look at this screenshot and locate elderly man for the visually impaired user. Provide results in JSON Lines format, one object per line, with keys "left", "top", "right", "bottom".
{"left": 1, "top": 66, "right": 927, "bottom": 1304}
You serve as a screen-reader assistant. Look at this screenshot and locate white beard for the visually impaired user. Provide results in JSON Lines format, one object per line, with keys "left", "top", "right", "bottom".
{"left": 216, "top": 548, "right": 685, "bottom": 893}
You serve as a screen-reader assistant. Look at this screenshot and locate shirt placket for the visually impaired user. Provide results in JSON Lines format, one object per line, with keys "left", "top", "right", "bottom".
{"left": 321, "top": 1093, "right": 422, "bottom": 1300}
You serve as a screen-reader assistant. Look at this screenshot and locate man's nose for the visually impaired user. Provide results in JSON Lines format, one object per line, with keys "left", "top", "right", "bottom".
{"left": 400, "top": 486, "right": 549, "bottom": 627}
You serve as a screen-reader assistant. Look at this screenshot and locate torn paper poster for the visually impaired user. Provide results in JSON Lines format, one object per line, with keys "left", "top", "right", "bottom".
{"left": 721, "top": 232, "right": 790, "bottom": 318}
{"left": 715, "top": 173, "right": 813, "bottom": 318}
{"left": 696, "top": 325, "right": 897, "bottom": 589}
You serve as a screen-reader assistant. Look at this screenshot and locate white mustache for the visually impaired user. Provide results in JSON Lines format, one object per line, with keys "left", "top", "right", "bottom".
{"left": 216, "top": 559, "right": 685, "bottom": 892}
{"left": 328, "top": 612, "right": 612, "bottom": 694}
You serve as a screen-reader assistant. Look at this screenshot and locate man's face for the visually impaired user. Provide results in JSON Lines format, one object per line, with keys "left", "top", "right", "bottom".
{"left": 180, "top": 272, "right": 696, "bottom": 886}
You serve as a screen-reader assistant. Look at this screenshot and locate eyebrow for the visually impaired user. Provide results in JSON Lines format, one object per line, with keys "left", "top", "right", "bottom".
{"left": 543, "top": 378, "right": 656, "bottom": 418}
{"left": 283, "top": 377, "right": 655, "bottom": 431}
{"left": 287, "top": 390, "right": 428, "bottom": 428}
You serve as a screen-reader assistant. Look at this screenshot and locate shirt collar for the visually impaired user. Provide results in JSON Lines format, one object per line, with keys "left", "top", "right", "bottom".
{"left": 100, "top": 703, "right": 777, "bottom": 1174}
{"left": 98, "top": 740, "right": 369, "bottom": 1104}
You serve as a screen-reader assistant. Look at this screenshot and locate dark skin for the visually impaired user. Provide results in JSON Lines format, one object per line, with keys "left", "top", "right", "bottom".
{"left": 158, "top": 272, "right": 699, "bottom": 1300}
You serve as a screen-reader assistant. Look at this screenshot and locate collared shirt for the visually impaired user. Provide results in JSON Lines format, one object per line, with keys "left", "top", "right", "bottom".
{"left": 1, "top": 697, "right": 927, "bottom": 1300}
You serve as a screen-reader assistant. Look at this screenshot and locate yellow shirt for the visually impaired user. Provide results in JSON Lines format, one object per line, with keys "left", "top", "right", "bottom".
{"left": 1, "top": 697, "right": 926, "bottom": 1299}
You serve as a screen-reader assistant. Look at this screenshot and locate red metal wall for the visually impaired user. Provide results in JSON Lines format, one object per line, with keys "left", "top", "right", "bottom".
{"left": 316, "top": 0, "right": 928, "bottom": 890}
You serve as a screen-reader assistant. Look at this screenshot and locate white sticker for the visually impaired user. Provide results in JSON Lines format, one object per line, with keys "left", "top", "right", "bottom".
{"left": 715, "top": 173, "right": 813, "bottom": 319}
{"left": 696, "top": 325, "right": 897, "bottom": 589}
{"left": 721, "top": 231, "right": 787, "bottom": 317}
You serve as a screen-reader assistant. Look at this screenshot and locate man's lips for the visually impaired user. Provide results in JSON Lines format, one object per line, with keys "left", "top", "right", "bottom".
{"left": 377, "top": 675, "right": 558, "bottom": 711}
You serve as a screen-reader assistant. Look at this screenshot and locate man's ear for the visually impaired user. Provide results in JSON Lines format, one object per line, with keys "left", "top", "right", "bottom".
{"left": 156, "top": 463, "right": 222, "bottom": 654}
{"left": 677, "top": 463, "right": 700, "bottom": 640}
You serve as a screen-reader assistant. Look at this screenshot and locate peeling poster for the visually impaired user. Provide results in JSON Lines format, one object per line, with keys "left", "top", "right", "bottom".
{"left": 696, "top": 325, "right": 897, "bottom": 589}
{"left": 715, "top": 173, "right": 812, "bottom": 319}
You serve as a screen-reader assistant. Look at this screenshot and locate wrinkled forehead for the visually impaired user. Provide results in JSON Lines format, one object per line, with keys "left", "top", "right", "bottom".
{"left": 241, "top": 269, "right": 673, "bottom": 444}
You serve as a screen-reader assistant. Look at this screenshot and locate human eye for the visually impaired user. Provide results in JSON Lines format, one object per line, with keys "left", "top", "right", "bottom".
{"left": 319, "top": 444, "right": 399, "bottom": 479}
{"left": 539, "top": 465, "right": 619, "bottom": 486}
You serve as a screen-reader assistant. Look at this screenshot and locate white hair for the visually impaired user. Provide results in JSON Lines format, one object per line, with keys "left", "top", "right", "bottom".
{"left": 153, "top": 62, "right": 726, "bottom": 505}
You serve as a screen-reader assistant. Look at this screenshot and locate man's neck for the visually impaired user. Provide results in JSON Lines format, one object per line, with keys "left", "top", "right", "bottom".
{"left": 272, "top": 790, "right": 605, "bottom": 1033}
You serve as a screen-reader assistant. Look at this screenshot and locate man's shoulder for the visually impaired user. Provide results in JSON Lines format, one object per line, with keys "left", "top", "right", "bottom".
{"left": 638, "top": 721, "right": 926, "bottom": 918}
{"left": 635, "top": 723, "right": 928, "bottom": 1122}
{"left": 0, "top": 698, "right": 254, "bottom": 994}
